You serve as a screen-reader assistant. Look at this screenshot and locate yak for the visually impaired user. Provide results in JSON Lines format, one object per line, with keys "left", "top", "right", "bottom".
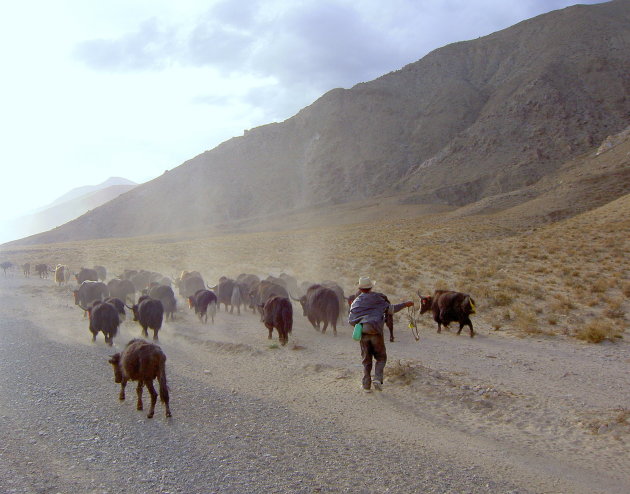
{"left": 249, "top": 280, "right": 289, "bottom": 320}
{"left": 108, "top": 339, "right": 171, "bottom": 419}
{"left": 107, "top": 278, "right": 136, "bottom": 304}
{"left": 148, "top": 284, "right": 177, "bottom": 321}
{"left": 81, "top": 300, "right": 120, "bottom": 346}
{"left": 73, "top": 281, "right": 109, "bottom": 316}
{"left": 188, "top": 289, "right": 217, "bottom": 323}
{"left": 419, "top": 290, "right": 476, "bottom": 337}
{"left": 75, "top": 267, "right": 99, "bottom": 284}
{"left": 294, "top": 284, "right": 340, "bottom": 336}
{"left": 260, "top": 296, "right": 293, "bottom": 346}
{"left": 127, "top": 296, "right": 164, "bottom": 341}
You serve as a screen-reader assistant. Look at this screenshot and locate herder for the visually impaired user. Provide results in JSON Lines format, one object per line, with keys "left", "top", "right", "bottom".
{"left": 348, "top": 276, "right": 414, "bottom": 392}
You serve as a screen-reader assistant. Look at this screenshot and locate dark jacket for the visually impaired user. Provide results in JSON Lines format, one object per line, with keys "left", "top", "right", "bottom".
{"left": 348, "top": 291, "right": 407, "bottom": 335}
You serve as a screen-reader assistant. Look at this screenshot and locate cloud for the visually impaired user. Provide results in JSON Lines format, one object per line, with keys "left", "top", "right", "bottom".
{"left": 187, "top": 19, "right": 255, "bottom": 71}
{"left": 74, "top": 1, "right": 410, "bottom": 87}
{"left": 74, "top": 18, "right": 178, "bottom": 71}
{"left": 249, "top": 1, "right": 408, "bottom": 88}
{"left": 73, "top": 0, "right": 608, "bottom": 120}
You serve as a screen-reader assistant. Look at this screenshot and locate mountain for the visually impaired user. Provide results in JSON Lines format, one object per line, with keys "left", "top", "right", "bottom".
{"left": 7, "top": 0, "right": 630, "bottom": 245}
{"left": 0, "top": 178, "right": 137, "bottom": 244}
{"left": 44, "top": 177, "right": 137, "bottom": 210}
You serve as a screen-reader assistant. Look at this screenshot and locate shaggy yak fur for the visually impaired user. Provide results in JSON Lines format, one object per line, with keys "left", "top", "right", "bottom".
{"left": 419, "top": 290, "right": 476, "bottom": 337}
{"left": 108, "top": 339, "right": 171, "bottom": 418}
{"left": 260, "top": 295, "right": 293, "bottom": 346}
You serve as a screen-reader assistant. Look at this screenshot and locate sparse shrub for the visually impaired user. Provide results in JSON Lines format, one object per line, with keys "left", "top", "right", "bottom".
{"left": 461, "top": 266, "right": 477, "bottom": 278}
{"left": 497, "top": 278, "right": 524, "bottom": 294}
{"left": 490, "top": 292, "right": 514, "bottom": 307}
{"left": 513, "top": 305, "right": 541, "bottom": 334}
{"left": 591, "top": 278, "right": 610, "bottom": 294}
{"left": 386, "top": 360, "right": 416, "bottom": 386}
{"left": 575, "top": 319, "right": 620, "bottom": 343}
{"left": 605, "top": 308, "right": 626, "bottom": 320}
{"left": 550, "top": 295, "right": 576, "bottom": 312}
{"left": 615, "top": 409, "right": 630, "bottom": 424}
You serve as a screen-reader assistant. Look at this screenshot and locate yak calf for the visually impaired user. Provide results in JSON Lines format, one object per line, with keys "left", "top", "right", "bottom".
{"left": 109, "top": 339, "right": 172, "bottom": 419}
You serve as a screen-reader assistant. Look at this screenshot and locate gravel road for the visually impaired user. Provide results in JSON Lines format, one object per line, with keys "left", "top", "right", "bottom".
{"left": 0, "top": 276, "right": 528, "bottom": 494}
{"left": 1, "top": 274, "right": 626, "bottom": 493}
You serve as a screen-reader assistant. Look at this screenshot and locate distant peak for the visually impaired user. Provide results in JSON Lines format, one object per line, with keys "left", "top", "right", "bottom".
{"left": 100, "top": 177, "right": 137, "bottom": 187}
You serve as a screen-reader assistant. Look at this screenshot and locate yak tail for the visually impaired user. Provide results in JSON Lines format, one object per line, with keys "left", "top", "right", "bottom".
{"left": 283, "top": 305, "right": 293, "bottom": 334}
{"left": 158, "top": 355, "right": 170, "bottom": 404}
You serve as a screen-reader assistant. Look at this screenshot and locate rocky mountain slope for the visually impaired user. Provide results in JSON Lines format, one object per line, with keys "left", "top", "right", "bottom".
{"left": 9, "top": 0, "right": 630, "bottom": 245}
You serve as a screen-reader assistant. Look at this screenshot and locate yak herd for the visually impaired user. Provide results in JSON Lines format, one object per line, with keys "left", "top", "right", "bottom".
{"left": 7, "top": 262, "right": 477, "bottom": 419}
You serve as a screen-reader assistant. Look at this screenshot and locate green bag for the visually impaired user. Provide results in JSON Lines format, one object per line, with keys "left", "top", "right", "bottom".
{"left": 352, "top": 323, "right": 363, "bottom": 341}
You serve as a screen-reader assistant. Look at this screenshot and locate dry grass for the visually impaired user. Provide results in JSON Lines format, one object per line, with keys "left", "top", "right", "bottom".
{"left": 385, "top": 360, "right": 417, "bottom": 385}
{"left": 575, "top": 319, "right": 624, "bottom": 344}
{"left": 2, "top": 191, "right": 629, "bottom": 344}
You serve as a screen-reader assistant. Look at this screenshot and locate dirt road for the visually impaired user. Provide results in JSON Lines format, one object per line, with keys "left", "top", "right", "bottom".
{"left": 0, "top": 275, "right": 628, "bottom": 493}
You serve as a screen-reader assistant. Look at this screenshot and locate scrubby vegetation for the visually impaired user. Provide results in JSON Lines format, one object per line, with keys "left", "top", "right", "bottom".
{"left": 2, "top": 194, "right": 628, "bottom": 344}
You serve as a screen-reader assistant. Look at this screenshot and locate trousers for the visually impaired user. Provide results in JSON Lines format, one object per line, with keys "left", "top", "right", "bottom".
{"left": 360, "top": 330, "right": 387, "bottom": 389}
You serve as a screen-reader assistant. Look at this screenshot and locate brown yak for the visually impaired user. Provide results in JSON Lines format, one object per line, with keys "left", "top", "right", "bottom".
{"left": 419, "top": 290, "right": 476, "bottom": 337}
{"left": 108, "top": 339, "right": 172, "bottom": 418}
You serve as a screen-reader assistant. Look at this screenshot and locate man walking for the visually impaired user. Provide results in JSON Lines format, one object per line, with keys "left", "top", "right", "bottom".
{"left": 348, "top": 276, "right": 413, "bottom": 392}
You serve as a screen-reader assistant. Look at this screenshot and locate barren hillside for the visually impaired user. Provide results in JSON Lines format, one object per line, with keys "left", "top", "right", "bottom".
{"left": 8, "top": 0, "right": 629, "bottom": 245}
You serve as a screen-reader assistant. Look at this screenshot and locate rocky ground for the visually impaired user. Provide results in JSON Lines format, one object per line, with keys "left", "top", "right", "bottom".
{"left": 0, "top": 275, "right": 628, "bottom": 493}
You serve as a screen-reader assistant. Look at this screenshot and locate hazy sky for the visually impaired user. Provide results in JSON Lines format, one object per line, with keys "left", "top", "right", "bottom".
{"left": 0, "top": 0, "right": 606, "bottom": 223}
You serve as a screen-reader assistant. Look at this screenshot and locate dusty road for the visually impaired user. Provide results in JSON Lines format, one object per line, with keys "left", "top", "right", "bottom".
{"left": 0, "top": 275, "right": 628, "bottom": 493}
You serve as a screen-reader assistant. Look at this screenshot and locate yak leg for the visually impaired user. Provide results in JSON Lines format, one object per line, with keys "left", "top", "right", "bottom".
{"left": 91, "top": 330, "right": 97, "bottom": 342}
{"left": 321, "top": 319, "right": 329, "bottom": 334}
{"left": 331, "top": 320, "right": 337, "bottom": 336}
{"left": 464, "top": 318, "right": 475, "bottom": 338}
{"left": 145, "top": 380, "right": 158, "bottom": 418}
{"left": 135, "top": 382, "right": 144, "bottom": 410}
{"left": 386, "top": 314, "right": 394, "bottom": 342}
{"left": 152, "top": 328, "right": 159, "bottom": 341}
{"left": 279, "top": 328, "right": 288, "bottom": 346}
{"left": 265, "top": 323, "right": 274, "bottom": 339}
{"left": 158, "top": 377, "right": 172, "bottom": 418}
{"left": 119, "top": 379, "right": 128, "bottom": 401}
{"left": 141, "top": 325, "right": 149, "bottom": 338}
{"left": 307, "top": 315, "right": 319, "bottom": 331}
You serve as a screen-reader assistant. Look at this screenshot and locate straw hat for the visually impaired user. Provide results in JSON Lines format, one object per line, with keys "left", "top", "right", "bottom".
{"left": 357, "top": 276, "right": 375, "bottom": 289}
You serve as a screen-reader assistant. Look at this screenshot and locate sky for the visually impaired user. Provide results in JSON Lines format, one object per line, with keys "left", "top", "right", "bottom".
{"left": 0, "top": 0, "right": 607, "bottom": 224}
